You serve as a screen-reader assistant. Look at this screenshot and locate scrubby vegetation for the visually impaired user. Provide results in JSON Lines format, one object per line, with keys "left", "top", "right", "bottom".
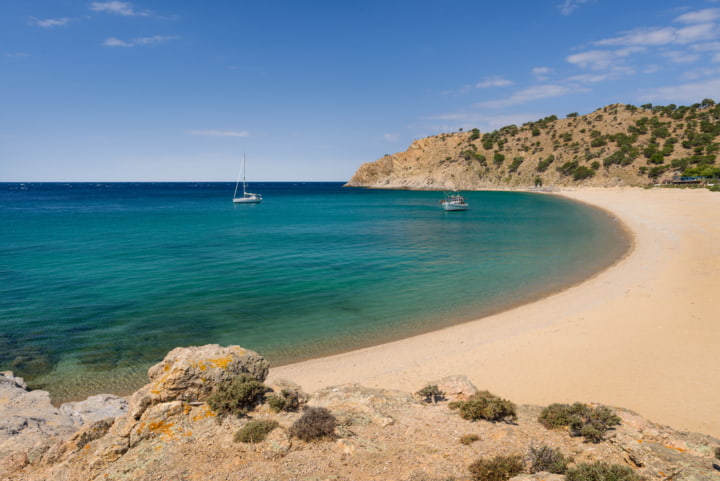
{"left": 538, "top": 402, "right": 621, "bottom": 442}
{"left": 459, "top": 434, "right": 480, "bottom": 445}
{"left": 234, "top": 419, "right": 279, "bottom": 443}
{"left": 468, "top": 454, "right": 524, "bottom": 481}
{"left": 565, "top": 461, "right": 641, "bottom": 481}
{"left": 206, "top": 374, "right": 266, "bottom": 417}
{"left": 266, "top": 388, "right": 300, "bottom": 413}
{"left": 527, "top": 444, "right": 571, "bottom": 474}
{"left": 289, "top": 406, "right": 337, "bottom": 441}
{"left": 416, "top": 384, "right": 445, "bottom": 404}
{"left": 449, "top": 391, "right": 517, "bottom": 422}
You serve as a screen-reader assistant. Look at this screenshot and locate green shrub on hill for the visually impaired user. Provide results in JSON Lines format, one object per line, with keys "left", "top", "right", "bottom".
{"left": 468, "top": 454, "right": 524, "bottom": 481}
{"left": 538, "top": 402, "right": 620, "bottom": 443}
{"left": 234, "top": 419, "right": 280, "bottom": 443}
{"left": 206, "top": 374, "right": 266, "bottom": 417}
{"left": 450, "top": 390, "right": 517, "bottom": 422}
{"left": 566, "top": 462, "right": 641, "bottom": 481}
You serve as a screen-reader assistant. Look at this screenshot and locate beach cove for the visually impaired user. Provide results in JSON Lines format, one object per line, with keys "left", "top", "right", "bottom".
{"left": 271, "top": 187, "right": 720, "bottom": 438}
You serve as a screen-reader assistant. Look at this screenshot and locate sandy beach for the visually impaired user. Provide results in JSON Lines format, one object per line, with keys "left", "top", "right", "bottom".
{"left": 270, "top": 187, "right": 720, "bottom": 437}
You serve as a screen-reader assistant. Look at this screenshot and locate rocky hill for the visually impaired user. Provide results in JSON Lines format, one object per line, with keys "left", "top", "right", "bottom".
{"left": 346, "top": 101, "right": 720, "bottom": 190}
{"left": 2, "top": 345, "right": 719, "bottom": 481}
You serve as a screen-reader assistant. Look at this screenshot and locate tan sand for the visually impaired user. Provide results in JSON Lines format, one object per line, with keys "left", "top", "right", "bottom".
{"left": 270, "top": 188, "right": 720, "bottom": 437}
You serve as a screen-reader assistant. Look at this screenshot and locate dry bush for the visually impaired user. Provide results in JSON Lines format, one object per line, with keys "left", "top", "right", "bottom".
{"left": 289, "top": 406, "right": 336, "bottom": 441}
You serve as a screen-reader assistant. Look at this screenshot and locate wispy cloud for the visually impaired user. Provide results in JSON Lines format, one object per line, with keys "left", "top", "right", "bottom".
{"left": 532, "top": 67, "right": 553, "bottom": 81}
{"left": 103, "top": 35, "right": 178, "bottom": 47}
{"left": 189, "top": 130, "right": 249, "bottom": 138}
{"left": 559, "top": 0, "right": 593, "bottom": 16}
{"left": 30, "top": 17, "right": 72, "bottom": 28}
{"left": 566, "top": 47, "right": 643, "bottom": 70}
{"left": 475, "top": 76, "right": 513, "bottom": 88}
{"left": 5, "top": 52, "right": 31, "bottom": 58}
{"left": 675, "top": 8, "right": 720, "bottom": 24}
{"left": 383, "top": 133, "right": 399, "bottom": 142}
{"left": 476, "top": 84, "right": 586, "bottom": 109}
{"left": 639, "top": 77, "right": 720, "bottom": 103}
{"left": 90, "top": 1, "right": 149, "bottom": 16}
{"left": 429, "top": 112, "right": 543, "bottom": 132}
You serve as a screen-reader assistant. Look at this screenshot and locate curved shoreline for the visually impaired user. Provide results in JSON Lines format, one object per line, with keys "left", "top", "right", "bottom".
{"left": 270, "top": 187, "right": 720, "bottom": 437}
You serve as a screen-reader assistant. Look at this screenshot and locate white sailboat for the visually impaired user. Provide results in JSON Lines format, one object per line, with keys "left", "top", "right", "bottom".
{"left": 232, "top": 154, "right": 262, "bottom": 204}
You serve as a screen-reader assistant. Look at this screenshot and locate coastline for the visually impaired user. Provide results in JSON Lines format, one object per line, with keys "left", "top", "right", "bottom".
{"left": 270, "top": 187, "right": 720, "bottom": 437}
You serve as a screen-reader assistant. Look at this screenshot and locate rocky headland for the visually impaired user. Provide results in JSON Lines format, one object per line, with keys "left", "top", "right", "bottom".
{"left": 2, "top": 345, "right": 718, "bottom": 481}
{"left": 346, "top": 102, "right": 720, "bottom": 190}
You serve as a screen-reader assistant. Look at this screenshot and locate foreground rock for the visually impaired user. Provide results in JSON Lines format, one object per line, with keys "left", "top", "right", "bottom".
{"left": 2, "top": 346, "right": 719, "bottom": 481}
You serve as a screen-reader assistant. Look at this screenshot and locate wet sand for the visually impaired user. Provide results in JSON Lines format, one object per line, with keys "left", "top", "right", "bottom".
{"left": 270, "top": 187, "right": 720, "bottom": 437}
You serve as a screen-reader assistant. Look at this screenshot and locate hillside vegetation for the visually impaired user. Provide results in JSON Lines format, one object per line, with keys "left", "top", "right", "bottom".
{"left": 346, "top": 100, "right": 720, "bottom": 189}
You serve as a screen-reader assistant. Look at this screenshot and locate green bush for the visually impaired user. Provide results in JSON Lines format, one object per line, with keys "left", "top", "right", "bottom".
{"left": 206, "top": 374, "right": 266, "bottom": 417}
{"left": 528, "top": 444, "right": 570, "bottom": 474}
{"left": 416, "top": 384, "right": 445, "bottom": 404}
{"left": 266, "top": 388, "right": 300, "bottom": 413}
{"left": 234, "top": 419, "right": 279, "bottom": 443}
{"left": 289, "top": 406, "right": 336, "bottom": 441}
{"left": 450, "top": 391, "right": 517, "bottom": 422}
{"left": 538, "top": 403, "right": 620, "bottom": 443}
{"left": 468, "top": 454, "right": 524, "bottom": 481}
{"left": 714, "top": 446, "right": 720, "bottom": 459}
{"left": 566, "top": 462, "right": 640, "bottom": 481}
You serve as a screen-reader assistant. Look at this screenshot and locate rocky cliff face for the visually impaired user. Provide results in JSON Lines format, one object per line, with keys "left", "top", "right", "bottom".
{"left": 346, "top": 103, "right": 720, "bottom": 190}
{"left": 1, "top": 346, "right": 719, "bottom": 481}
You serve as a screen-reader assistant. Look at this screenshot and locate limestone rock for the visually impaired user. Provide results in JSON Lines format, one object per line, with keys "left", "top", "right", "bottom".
{"left": 0, "top": 372, "right": 77, "bottom": 461}
{"left": 127, "top": 344, "right": 269, "bottom": 420}
{"left": 432, "top": 374, "right": 478, "bottom": 401}
{"left": 59, "top": 394, "right": 128, "bottom": 427}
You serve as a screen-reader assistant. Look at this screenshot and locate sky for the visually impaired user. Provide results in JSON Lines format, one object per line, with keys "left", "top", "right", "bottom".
{"left": 3, "top": 0, "right": 720, "bottom": 181}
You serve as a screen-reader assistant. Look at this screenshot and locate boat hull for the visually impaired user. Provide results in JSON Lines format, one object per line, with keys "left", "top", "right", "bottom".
{"left": 442, "top": 202, "right": 469, "bottom": 211}
{"left": 233, "top": 196, "right": 262, "bottom": 204}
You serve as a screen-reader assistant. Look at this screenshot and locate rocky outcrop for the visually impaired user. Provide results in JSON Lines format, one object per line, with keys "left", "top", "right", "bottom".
{"left": 2, "top": 346, "right": 719, "bottom": 481}
{"left": 345, "top": 103, "right": 720, "bottom": 190}
{"left": 0, "top": 371, "right": 126, "bottom": 465}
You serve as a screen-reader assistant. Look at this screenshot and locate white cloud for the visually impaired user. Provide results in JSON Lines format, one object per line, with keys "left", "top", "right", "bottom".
{"left": 639, "top": 77, "right": 720, "bottom": 103}
{"left": 383, "top": 133, "right": 399, "bottom": 142}
{"left": 103, "top": 37, "right": 133, "bottom": 47}
{"left": 90, "top": 1, "right": 149, "bottom": 16}
{"left": 475, "top": 76, "right": 513, "bottom": 88}
{"left": 596, "top": 22, "right": 718, "bottom": 47}
{"left": 476, "top": 84, "right": 585, "bottom": 109}
{"left": 674, "top": 8, "right": 720, "bottom": 24}
{"left": 566, "top": 47, "right": 642, "bottom": 70}
{"left": 532, "top": 67, "right": 552, "bottom": 76}
{"left": 559, "top": 0, "right": 592, "bottom": 16}
{"left": 5, "top": 52, "right": 31, "bottom": 58}
{"left": 663, "top": 50, "right": 700, "bottom": 63}
{"left": 189, "top": 130, "right": 249, "bottom": 138}
{"left": 102, "top": 35, "right": 178, "bottom": 47}
{"left": 31, "top": 17, "right": 72, "bottom": 28}
{"left": 134, "top": 35, "right": 178, "bottom": 45}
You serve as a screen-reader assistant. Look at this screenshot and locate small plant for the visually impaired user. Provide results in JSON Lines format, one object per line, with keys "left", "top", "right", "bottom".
{"left": 459, "top": 434, "right": 480, "bottom": 445}
{"left": 289, "top": 406, "right": 336, "bottom": 441}
{"left": 468, "top": 454, "right": 524, "bottom": 481}
{"left": 565, "top": 462, "right": 641, "bottom": 481}
{"left": 206, "top": 374, "right": 266, "bottom": 417}
{"left": 450, "top": 391, "right": 517, "bottom": 422}
{"left": 234, "top": 419, "right": 279, "bottom": 443}
{"left": 527, "top": 444, "right": 570, "bottom": 474}
{"left": 715, "top": 446, "right": 720, "bottom": 459}
{"left": 538, "top": 402, "right": 620, "bottom": 443}
{"left": 416, "top": 384, "right": 445, "bottom": 404}
{"left": 266, "top": 388, "right": 300, "bottom": 413}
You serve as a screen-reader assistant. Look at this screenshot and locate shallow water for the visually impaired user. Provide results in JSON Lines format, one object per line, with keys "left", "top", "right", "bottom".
{"left": 0, "top": 183, "right": 628, "bottom": 402}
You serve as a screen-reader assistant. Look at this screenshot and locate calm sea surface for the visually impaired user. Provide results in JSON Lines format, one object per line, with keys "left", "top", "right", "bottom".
{"left": 0, "top": 183, "right": 628, "bottom": 402}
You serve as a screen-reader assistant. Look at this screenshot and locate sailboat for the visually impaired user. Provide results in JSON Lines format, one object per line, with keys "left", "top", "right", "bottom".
{"left": 232, "top": 154, "right": 262, "bottom": 204}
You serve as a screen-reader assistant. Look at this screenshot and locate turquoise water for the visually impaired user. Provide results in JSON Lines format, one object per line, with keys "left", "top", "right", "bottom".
{"left": 0, "top": 183, "right": 628, "bottom": 402}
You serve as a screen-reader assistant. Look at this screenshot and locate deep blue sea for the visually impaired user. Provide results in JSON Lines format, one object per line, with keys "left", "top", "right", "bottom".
{"left": 0, "top": 182, "right": 628, "bottom": 402}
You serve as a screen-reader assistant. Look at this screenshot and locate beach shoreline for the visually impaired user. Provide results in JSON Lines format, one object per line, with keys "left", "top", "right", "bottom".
{"left": 270, "top": 187, "right": 720, "bottom": 437}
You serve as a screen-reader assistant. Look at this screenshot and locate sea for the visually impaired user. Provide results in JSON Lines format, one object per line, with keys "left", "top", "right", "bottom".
{"left": 0, "top": 182, "right": 629, "bottom": 403}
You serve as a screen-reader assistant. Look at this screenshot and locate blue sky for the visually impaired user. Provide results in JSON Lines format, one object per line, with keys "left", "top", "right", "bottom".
{"left": 3, "top": 0, "right": 720, "bottom": 181}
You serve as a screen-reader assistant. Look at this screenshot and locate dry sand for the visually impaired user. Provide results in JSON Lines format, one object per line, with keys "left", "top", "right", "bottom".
{"left": 270, "top": 187, "right": 720, "bottom": 437}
